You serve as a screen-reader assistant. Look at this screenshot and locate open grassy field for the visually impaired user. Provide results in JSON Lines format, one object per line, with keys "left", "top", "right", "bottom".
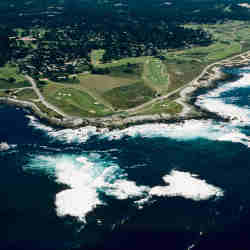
{"left": 2, "top": 20, "right": 248, "bottom": 118}
{"left": 107, "top": 63, "right": 143, "bottom": 79}
{"left": 0, "top": 64, "right": 30, "bottom": 89}
{"left": 0, "top": 79, "right": 30, "bottom": 89}
{"left": 0, "top": 64, "right": 25, "bottom": 81}
{"left": 103, "top": 81, "right": 156, "bottom": 109}
{"left": 155, "top": 21, "right": 249, "bottom": 97}
{"left": 143, "top": 58, "right": 169, "bottom": 92}
{"left": 35, "top": 101, "right": 64, "bottom": 119}
{"left": 97, "top": 56, "right": 149, "bottom": 68}
{"left": 136, "top": 100, "right": 182, "bottom": 116}
{"left": 0, "top": 90, "right": 9, "bottom": 97}
{"left": 163, "top": 59, "right": 205, "bottom": 92}
{"left": 15, "top": 89, "right": 38, "bottom": 101}
{"left": 91, "top": 49, "right": 105, "bottom": 66}
{"left": 40, "top": 82, "right": 113, "bottom": 117}
{"left": 77, "top": 74, "right": 137, "bottom": 94}
{"left": 171, "top": 42, "right": 241, "bottom": 63}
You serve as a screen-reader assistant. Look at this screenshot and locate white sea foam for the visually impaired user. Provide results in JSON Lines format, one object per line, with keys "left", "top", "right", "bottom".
{"left": 150, "top": 170, "right": 224, "bottom": 201}
{"left": 55, "top": 187, "right": 103, "bottom": 220}
{"left": 26, "top": 115, "right": 53, "bottom": 132}
{"left": 23, "top": 69, "right": 250, "bottom": 222}
{"left": 217, "top": 131, "right": 250, "bottom": 148}
{"left": 102, "top": 119, "right": 250, "bottom": 147}
{"left": 25, "top": 152, "right": 226, "bottom": 222}
{"left": 49, "top": 126, "right": 102, "bottom": 143}
{"left": 26, "top": 115, "right": 105, "bottom": 143}
{"left": 197, "top": 96, "right": 250, "bottom": 123}
{"left": 105, "top": 180, "right": 150, "bottom": 200}
{"left": 0, "top": 142, "right": 17, "bottom": 152}
{"left": 25, "top": 154, "right": 151, "bottom": 222}
{"left": 196, "top": 72, "right": 250, "bottom": 124}
{"left": 103, "top": 120, "right": 223, "bottom": 141}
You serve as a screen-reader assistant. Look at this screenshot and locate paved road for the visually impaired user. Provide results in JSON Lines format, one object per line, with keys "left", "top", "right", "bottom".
{"left": 25, "top": 75, "right": 70, "bottom": 118}
{"left": 24, "top": 50, "right": 250, "bottom": 120}
{"left": 127, "top": 50, "right": 250, "bottom": 114}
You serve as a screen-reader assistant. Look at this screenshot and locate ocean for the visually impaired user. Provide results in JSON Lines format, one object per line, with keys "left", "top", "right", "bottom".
{"left": 1, "top": 67, "right": 250, "bottom": 250}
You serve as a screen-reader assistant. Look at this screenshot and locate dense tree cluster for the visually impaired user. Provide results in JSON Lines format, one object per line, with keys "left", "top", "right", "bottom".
{"left": 1, "top": 0, "right": 250, "bottom": 78}
{"left": 0, "top": 28, "right": 12, "bottom": 66}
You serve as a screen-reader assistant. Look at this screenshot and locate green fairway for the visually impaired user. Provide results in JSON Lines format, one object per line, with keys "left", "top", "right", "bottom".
{"left": 91, "top": 49, "right": 105, "bottom": 65}
{"left": 143, "top": 58, "right": 169, "bottom": 92}
{"left": 41, "top": 83, "right": 112, "bottom": 117}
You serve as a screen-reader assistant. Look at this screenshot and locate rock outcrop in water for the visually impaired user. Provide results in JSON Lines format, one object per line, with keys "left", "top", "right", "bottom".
{"left": 0, "top": 142, "right": 10, "bottom": 151}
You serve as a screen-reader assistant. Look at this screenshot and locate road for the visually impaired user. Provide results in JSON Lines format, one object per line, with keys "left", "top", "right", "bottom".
{"left": 24, "top": 50, "right": 250, "bottom": 120}
{"left": 25, "top": 75, "right": 70, "bottom": 118}
{"left": 127, "top": 50, "right": 250, "bottom": 115}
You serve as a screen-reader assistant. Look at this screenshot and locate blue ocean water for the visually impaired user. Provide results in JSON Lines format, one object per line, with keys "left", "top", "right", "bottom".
{"left": 1, "top": 67, "right": 250, "bottom": 250}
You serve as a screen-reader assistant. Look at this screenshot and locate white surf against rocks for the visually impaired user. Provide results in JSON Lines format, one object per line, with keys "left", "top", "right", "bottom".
{"left": 196, "top": 71, "right": 250, "bottom": 124}
{"left": 26, "top": 115, "right": 108, "bottom": 143}
{"left": 102, "top": 119, "right": 250, "bottom": 148}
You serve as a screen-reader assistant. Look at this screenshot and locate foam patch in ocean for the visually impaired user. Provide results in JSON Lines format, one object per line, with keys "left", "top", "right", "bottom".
{"left": 25, "top": 154, "right": 150, "bottom": 222}
{"left": 24, "top": 152, "right": 225, "bottom": 223}
{"left": 150, "top": 170, "right": 224, "bottom": 201}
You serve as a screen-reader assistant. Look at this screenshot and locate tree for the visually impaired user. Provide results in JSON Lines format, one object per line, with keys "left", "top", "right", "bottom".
{"left": 8, "top": 77, "right": 16, "bottom": 83}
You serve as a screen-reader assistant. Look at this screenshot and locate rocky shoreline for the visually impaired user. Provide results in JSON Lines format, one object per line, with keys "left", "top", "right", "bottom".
{"left": 1, "top": 51, "right": 250, "bottom": 130}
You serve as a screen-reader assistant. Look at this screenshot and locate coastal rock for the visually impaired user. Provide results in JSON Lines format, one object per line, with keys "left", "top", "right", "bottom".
{"left": 0, "top": 142, "right": 10, "bottom": 151}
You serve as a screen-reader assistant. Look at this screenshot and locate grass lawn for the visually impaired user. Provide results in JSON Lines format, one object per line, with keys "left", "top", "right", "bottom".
{"left": 143, "top": 58, "right": 169, "bottom": 92}
{"left": 0, "top": 64, "right": 26, "bottom": 82}
{"left": 40, "top": 83, "right": 112, "bottom": 117}
{"left": 107, "top": 63, "right": 143, "bottom": 79}
{"left": 164, "top": 59, "right": 205, "bottom": 92}
{"left": 72, "top": 74, "right": 138, "bottom": 94}
{"left": 0, "top": 64, "right": 30, "bottom": 89}
{"left": 0, "top": 90, "right": 9, "bottom": 97}
{"left": 0, "top": 79, "right": 30, "bottom": 89}
{"left": 91, "top": 49, "right": 105, "bottom": 65}
{"left": 35, "top": 101, "right": 64, "bottom": 119}
{"left": 15, "top": 89, "right": 38, "bottom": 101}
{"left": 160, "top": 20, "right": 250, "bottom": 95}
{"left": 103, "top": 81, "right": 156, "bottom": 109}
{"left": 97, "top": 56, "right": 149, "bottom": 68}
{"left": 6, "top": 20, "right": 248, "bottom": 118}
{"left": 136, "top": 100, "right": 182, "bottom": 116}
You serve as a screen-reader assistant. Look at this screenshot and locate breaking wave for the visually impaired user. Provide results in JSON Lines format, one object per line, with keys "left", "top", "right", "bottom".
{"left": 24, "top": 154, "right": 151, "bottom": 222}
{"left": 23, "top": 66, "right": 250, "bottom": 224}
{"left": 24, "top": 153, "right": 223, "bottom": 222}
{"left": 196, "top": 70, "right": 250, "bottom": 125}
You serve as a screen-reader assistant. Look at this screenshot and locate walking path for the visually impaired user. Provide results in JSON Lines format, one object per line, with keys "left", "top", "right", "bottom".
{"left": 25, "top": 75, "right": 71, "bottom": 118}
